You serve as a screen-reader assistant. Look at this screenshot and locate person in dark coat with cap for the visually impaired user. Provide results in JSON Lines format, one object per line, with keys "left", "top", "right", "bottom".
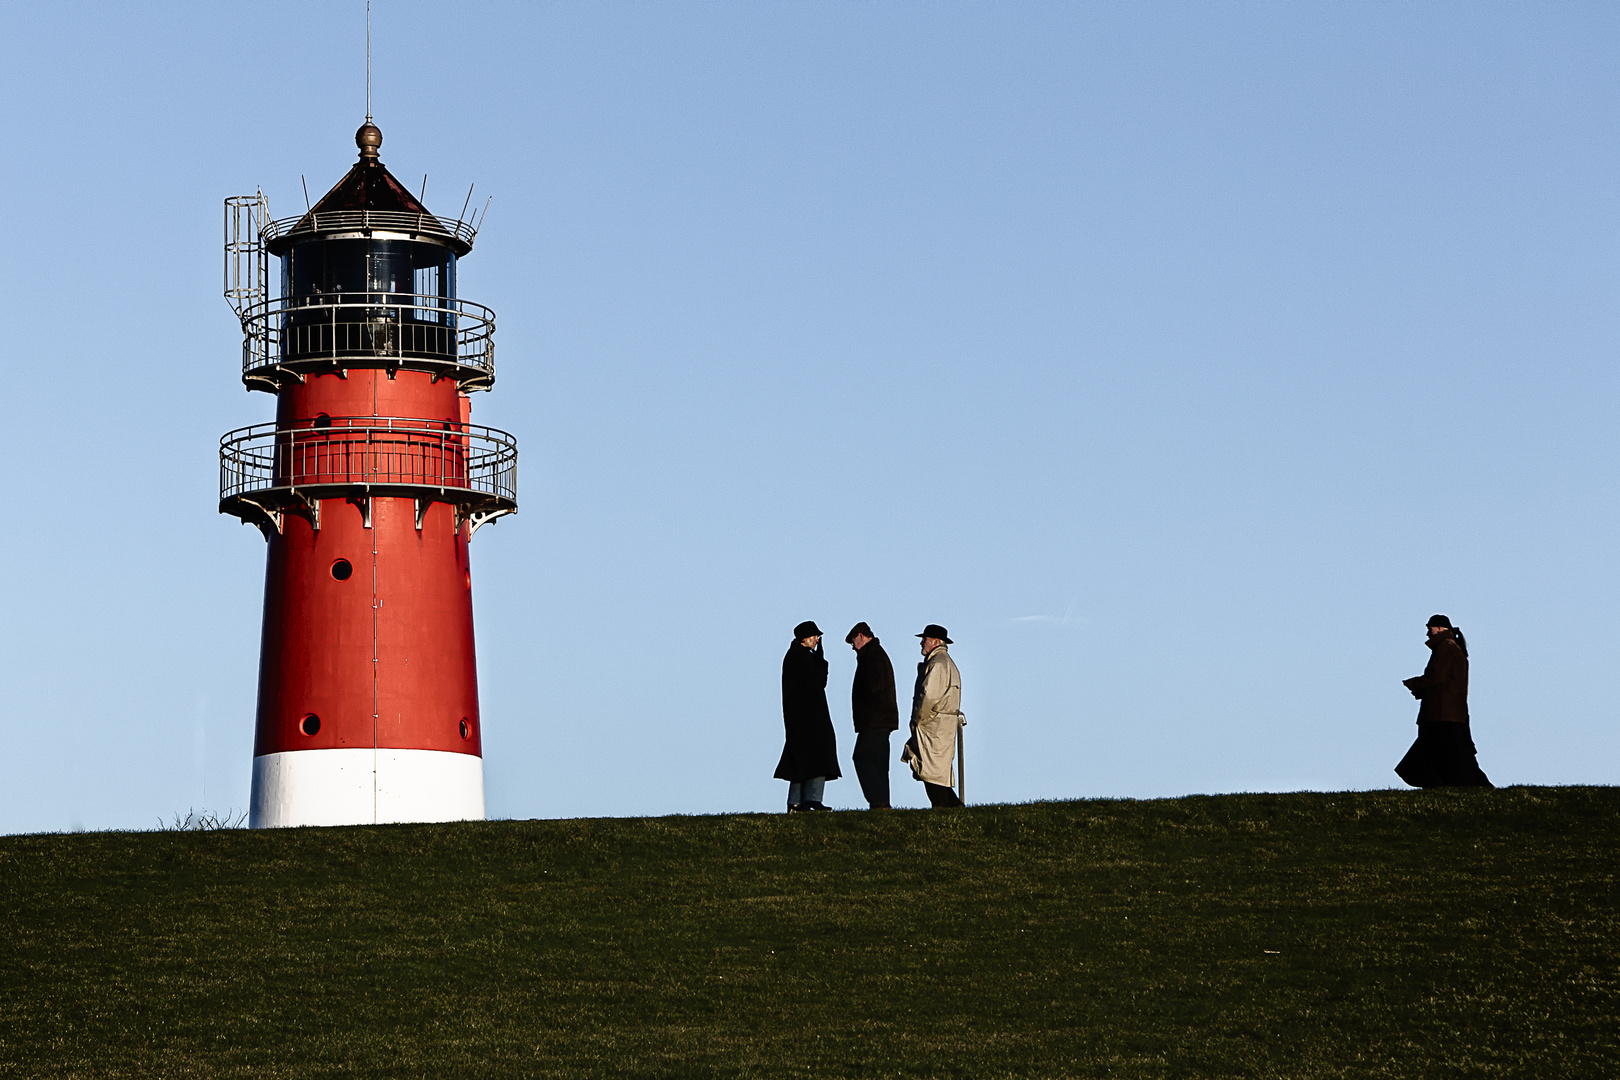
{"left": 845, "top": 622, "right": 898, "bottom": 809}
{"left": 775, "top": 621, "right": 841, "bottom": 811}
{"left": 1395, "top": 615, "right": 1493, "bottom": 788}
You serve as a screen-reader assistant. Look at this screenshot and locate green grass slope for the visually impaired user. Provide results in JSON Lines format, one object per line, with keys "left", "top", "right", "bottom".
{"left": 2, "top": 788, "right": 1616, "bottom": 1078}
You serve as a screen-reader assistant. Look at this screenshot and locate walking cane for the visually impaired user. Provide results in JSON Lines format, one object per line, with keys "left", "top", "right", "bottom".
{"left": 956, "top": 715, "right": 966, "bottom": 806}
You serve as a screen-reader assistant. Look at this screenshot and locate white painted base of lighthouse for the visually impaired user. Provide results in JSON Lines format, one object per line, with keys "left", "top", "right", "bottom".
{"left": 249, "top": 748, "right": 485, "bottom": 828}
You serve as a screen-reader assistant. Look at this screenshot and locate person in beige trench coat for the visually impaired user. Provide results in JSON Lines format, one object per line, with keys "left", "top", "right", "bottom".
{"left": 901, "top": 624, "right": 964, "bottom": 808}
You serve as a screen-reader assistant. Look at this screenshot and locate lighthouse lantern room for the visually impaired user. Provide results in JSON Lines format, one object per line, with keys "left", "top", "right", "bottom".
{"left": 221, "top": 121, "right": 517, "bottom": 828}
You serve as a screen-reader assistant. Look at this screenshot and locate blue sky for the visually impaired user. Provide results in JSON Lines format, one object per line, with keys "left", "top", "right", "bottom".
{"left": 0, "top": 2, "right": 1616, "bottom": 833}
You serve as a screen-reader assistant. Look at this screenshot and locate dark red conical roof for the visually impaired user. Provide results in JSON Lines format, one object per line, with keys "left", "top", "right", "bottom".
{"left": 306, "top": 156, "right": 433, "bottom": 217}
{"left": 265, "top": 122, "right": 474, "bottom": 255}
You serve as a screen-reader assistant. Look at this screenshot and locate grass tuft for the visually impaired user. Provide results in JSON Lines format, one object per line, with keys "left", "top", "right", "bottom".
{"left": 155, "top": 808, "right": 249, "bottom": 832}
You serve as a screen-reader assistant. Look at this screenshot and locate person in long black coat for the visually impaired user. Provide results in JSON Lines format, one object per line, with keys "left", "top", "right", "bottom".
{"left": 775, "top": 620, "right": 841, "bottom": 812}
{"left": 1395, "top": 614, "right": 1493, "bottom": 788}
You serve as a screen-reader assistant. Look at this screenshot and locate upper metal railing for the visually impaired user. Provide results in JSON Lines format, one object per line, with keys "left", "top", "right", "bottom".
{"left": 261, "top": 209, "right": 479, "bottom": 252}
{"left": 239, "top": 292, "right": 496, "bottom": 391}
{"left": 220, "top": 416, "right": 518, "bottom": 509}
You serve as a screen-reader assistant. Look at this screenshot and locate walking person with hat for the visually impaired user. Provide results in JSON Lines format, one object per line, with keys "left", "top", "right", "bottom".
{"left": 775, "top": 621, "right": 841, "bottom": 812}
{"left": 902, "top": 624, "right": 965, "bottom": 808}
{"left": 1395, "top": 614, "right": 1493, "bottom": 788}
{"left": 845, "top": 622, "right": 898, "bottom": 810}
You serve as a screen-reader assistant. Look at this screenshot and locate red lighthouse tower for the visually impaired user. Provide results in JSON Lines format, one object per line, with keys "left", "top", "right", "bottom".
{"left": 221, "top": 120, "right": 516, "bottom": 828}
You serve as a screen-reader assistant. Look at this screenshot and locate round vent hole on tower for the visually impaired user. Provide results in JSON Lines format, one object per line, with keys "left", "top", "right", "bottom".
{"left": 313, "top": 413, "right": 332, "bottom": 429}
{"left": 331, "top": 559, "right": 353, "bottom": 581}
{"left": 300, "top": 714, "right": 321, "bottom": 737}
{"left": 459, "top": 718, "right": 472, "bottom": 741}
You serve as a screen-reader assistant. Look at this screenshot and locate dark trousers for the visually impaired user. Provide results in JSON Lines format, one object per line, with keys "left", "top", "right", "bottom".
{"left": 925, "top": 782, "right": 962, "bottom": 808}
{"left": 852, "top": 729, "right": 892, "bottom": 808}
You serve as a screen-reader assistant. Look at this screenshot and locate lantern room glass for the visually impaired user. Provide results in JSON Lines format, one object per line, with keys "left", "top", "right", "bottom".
{"left": 282, "top": 239, "right": 457, "bottom": 320}
{"left": 276, "top": 238, "right": 462, "bottom": 362}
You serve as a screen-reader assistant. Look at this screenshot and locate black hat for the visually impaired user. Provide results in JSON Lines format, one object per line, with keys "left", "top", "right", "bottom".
{"left": 793, "top": 620, "right": 823, "bottom": 640}
{"left": 1427, "top": 614, "right": 1454, "bottom": 629}
{"left": 845, "top": 622, "right": 874, "bottom": 644}
{"left": 916, "top": 624, "right": 953, "bottom": 644}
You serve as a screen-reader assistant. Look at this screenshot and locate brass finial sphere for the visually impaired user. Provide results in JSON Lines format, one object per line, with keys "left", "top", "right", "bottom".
{"left": 356, "top": 121, "right": 382, "bottom": 160}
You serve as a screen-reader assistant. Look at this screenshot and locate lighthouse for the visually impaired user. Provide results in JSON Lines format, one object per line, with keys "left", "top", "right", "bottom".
{"left": 220, "top": 120, "right": 517, "bottom": 828}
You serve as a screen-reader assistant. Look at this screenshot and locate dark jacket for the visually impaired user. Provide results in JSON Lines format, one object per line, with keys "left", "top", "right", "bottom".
{"left": 851, "top": 638, "right": 899, "bottom": 733}
{"left": 1404, "top": 631, "right": 1469, "bottom": 724}
{"left": 775, "top": 642, "right": 842, "bottom": 782}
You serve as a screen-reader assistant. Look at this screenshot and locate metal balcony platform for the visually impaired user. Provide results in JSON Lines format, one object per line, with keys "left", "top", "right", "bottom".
{"left": 238, "top": 293, "right": 496, "bottom": 393}
{"left": 220, "top": 416, "right": 517, "bottom": 537}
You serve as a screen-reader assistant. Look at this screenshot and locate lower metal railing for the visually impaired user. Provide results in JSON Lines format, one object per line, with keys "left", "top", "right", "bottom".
{"left": 220, "top": 417, "right": 517, "bottom": 505}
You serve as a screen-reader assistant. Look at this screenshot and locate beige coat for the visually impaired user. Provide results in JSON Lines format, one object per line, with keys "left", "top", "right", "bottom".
{"left": 902, "top": 645, "right": 963, "bottom": 786}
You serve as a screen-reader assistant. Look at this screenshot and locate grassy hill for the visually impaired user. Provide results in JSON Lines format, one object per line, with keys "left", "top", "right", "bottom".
{"left": 2, "top": 787, "right": 1616, "bottom": 1078}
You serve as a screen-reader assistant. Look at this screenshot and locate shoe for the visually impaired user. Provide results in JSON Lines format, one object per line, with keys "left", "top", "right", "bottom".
{"left": 803, "top": 801, "right": 832, "bottom": 812}
{"left": 868, "top": 804, "right": 892, "bottom": 810}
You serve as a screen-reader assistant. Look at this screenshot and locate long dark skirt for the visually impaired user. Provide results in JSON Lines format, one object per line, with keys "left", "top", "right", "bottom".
{"left": 1395, "top": 722, "right": 1493, "bottom": 788}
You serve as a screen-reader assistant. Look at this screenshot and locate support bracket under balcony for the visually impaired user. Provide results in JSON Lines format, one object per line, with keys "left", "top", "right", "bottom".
{"left": 284, "top": 490, "right": 321, "bottom": 532}
{"left": 231, "top": 496, "right": 284, "bottom": 540}
{"left": 459, "top": 504, "right": 516, "bottom": 539}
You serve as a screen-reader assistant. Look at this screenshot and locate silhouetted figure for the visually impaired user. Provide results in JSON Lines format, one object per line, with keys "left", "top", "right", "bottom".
{"left": 846, "top": 622, "right": 898, "bottom": 809}
{"left": 1395, "top": 614, "right": 1493, "bottom": 788}
{"left": 775, "top": 621, "right": 841, "bottom": 811}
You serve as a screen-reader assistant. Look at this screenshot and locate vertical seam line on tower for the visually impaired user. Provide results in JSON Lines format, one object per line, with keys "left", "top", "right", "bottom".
{"left": 373, "top": 498, "right": 380, "bottom": 825}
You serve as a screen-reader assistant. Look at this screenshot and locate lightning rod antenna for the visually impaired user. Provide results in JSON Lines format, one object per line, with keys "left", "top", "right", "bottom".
{"left": 365, "top": 1, "right": 372, "bottom": 123}
{"left": 302, "top": 175, "right": 311, "bottom": 212}
{"left": 459, "top": 183, "right": 475, "bottom": 224}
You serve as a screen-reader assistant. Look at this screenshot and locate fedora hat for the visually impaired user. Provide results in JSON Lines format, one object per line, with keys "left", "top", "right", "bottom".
{"left": 915, "top": 624, "right": 953, "bottom": 644}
